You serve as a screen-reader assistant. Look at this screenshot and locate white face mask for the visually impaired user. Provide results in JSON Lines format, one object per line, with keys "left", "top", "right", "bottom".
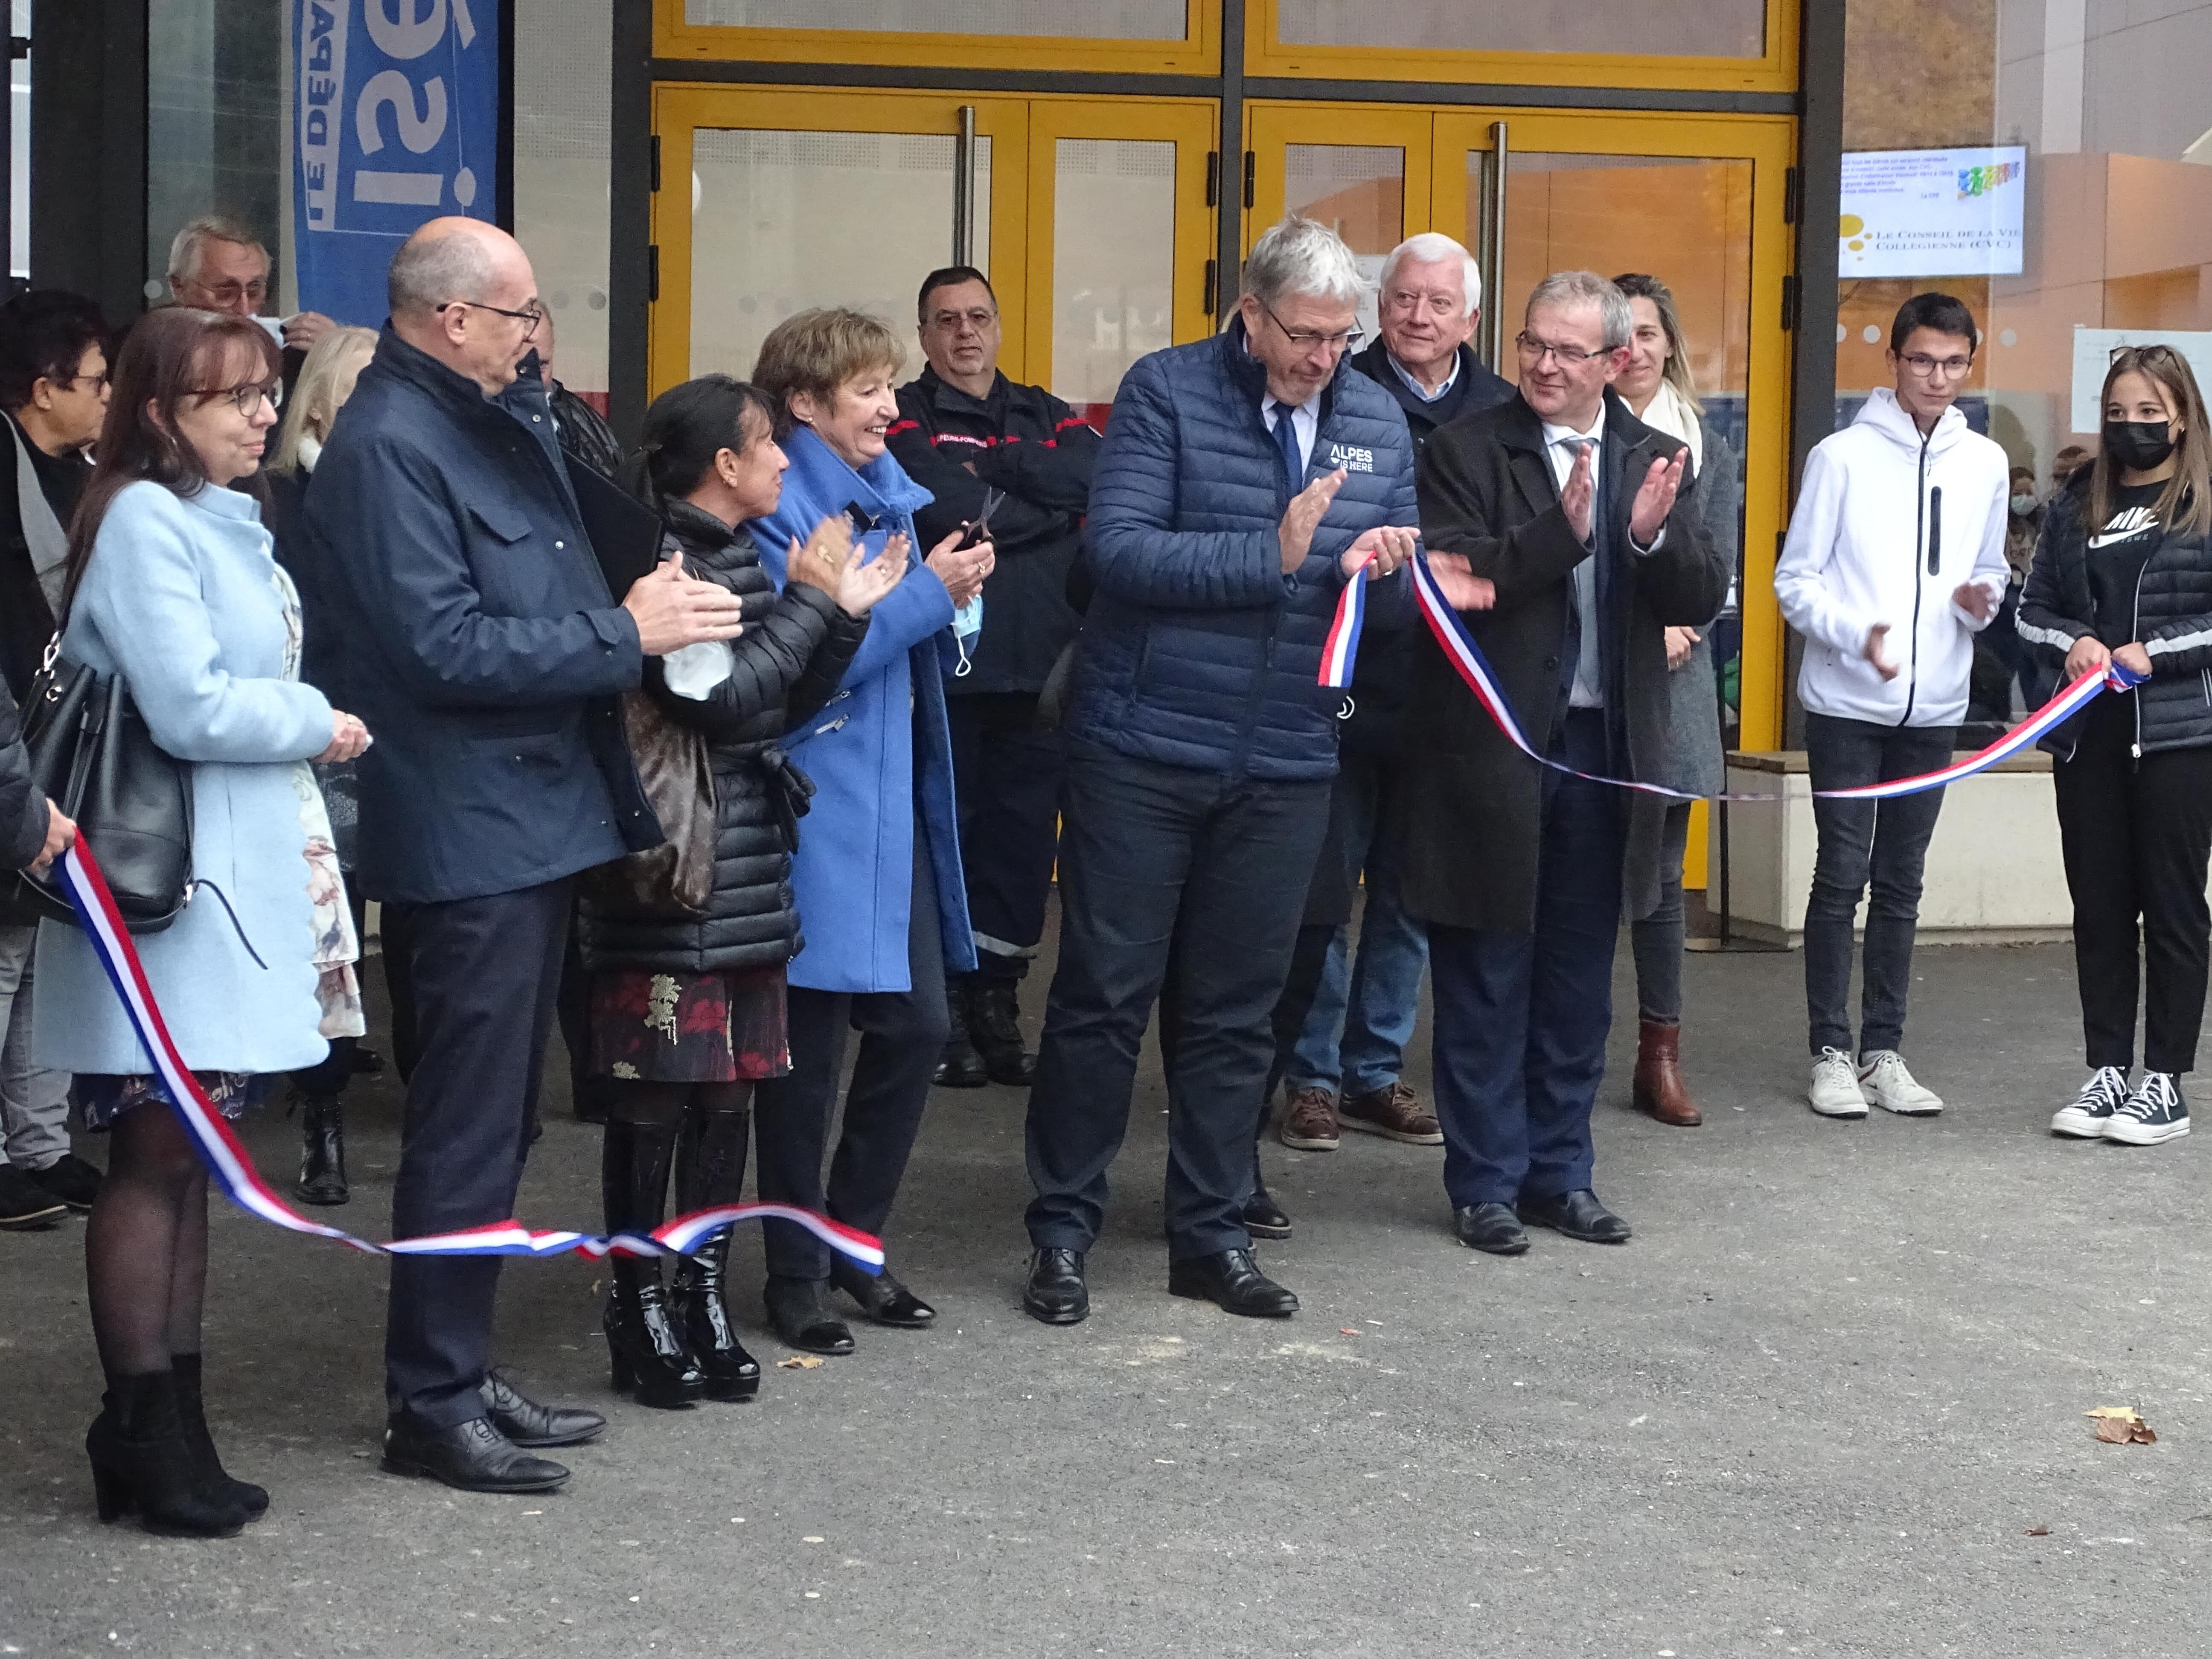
{"left": 2011, "top": 493, "right": 2037, "bottom": 516}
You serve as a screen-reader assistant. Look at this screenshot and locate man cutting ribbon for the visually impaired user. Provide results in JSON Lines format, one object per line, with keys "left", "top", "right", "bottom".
{"left": 1392, "top": 270, "right": 1727, "bottom": 1258}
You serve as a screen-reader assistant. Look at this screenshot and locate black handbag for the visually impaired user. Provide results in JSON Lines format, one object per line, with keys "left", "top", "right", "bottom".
{"left": 15, "top": 640, "right": 195, "bottom": 932}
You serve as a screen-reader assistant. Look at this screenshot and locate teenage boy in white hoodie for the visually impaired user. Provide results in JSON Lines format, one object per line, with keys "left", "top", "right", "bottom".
{"left": 1775, "top": 293, "right": 2011, "bottom": 1119}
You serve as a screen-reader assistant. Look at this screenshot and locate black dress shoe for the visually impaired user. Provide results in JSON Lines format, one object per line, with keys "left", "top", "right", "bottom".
{"left": 1518, "top": 1188, "right": 1633, "bottom": 1244}
{"left": 1242, "top": 1185, "right": 1293, "bottom": 1241}
{"left": 831, "top": 1258, "right": 936, "bottom": 1328}
{"left": 350, "top": 1045, "right": 386, "bottom": 1076}
{"left": 932, "top": 1038, "right": 990, "bottom": 1089}
{"left": 764, "top": 1275, "right": 855, "bottom": 1355}
{"left": 480, "top": 1368, "right": 606, "bottom": 1448}
{"left": 1453, "top": 1202, "right": 1530, "bottom": 1255}
{"left": 1167, "top": 1249, "right": 1298, "bottom": 1318}
{"left": 381, "top": 1415, "right": 570, "bottom": 1494}
{"left": 1021, "top": 1247, "right": 1089, "bottom": 1324}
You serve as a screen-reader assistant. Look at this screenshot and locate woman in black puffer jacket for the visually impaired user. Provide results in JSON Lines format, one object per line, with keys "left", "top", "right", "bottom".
{"left": 2019, "top": 343, "right": 2212, "bottom": 1147}
{"left": 577, "top": 375, "right": 904, "bottom": 1409}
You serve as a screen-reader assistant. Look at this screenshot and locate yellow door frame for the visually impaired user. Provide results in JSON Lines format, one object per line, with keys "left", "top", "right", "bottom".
{"left": 1244, "top": 103, "right": 1797, "bottom": 882}
{"left": 1019, "top": 98, "right": 1222, "bottom": 394}
{"left": 652, "top": 85, "right": 1219, "bottom": 405}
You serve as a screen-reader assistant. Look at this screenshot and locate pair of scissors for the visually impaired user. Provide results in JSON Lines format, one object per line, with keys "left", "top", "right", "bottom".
{"left": 957, "top": 487, "right": 1004, "bottom": 550}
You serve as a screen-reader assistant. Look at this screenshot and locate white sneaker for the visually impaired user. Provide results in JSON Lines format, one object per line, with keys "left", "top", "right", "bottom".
{"left": 2052, "top": 1066, "right": 2129, "bottom": 1138}
{"left": 1858, "top": 1051, "right": 1943, "bottom": 1115}
{"left": 1808, "top": 1048, "right": 1869, "bottom": 1118}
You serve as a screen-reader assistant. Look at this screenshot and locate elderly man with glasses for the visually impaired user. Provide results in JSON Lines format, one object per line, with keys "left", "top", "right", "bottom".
{"left": 305, "top": 218, "right": 746, "bottom": 1495}
{"left": 1398, "top": 270, "right": 1726, "bottom": 1259}
{"left": 165, "top": 214, "right": 338, "bottom": 361}
{"left": 1018, "top": 215, "right": 1449, "bottom": 1324}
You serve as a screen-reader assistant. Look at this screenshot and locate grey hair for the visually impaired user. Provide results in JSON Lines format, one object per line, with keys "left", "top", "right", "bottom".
{"left": 388, "top": 225, "right": 497, "bottom": 319}
{"left": 1241, "top": 215, "right": 1363, "bottom": 310}
{"left": 167, "top": 214, "right": 266, "bottom": 286}
{"left": 1525, "top": 270, "right": 1632, "bottom": 352}
{"left": 1377, "top": 233, "right": 1482, "bottom": 318}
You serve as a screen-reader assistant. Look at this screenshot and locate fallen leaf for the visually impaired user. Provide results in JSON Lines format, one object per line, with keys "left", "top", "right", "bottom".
{"left": 778, "top": 1355, "right": 826, "bottom": 1370}
{"left": 2025, "top": 1527, "right": 2049, "bottom": 1537}
{"left": 1339, "top": 1329, "right": 1361, "bottom": 1337}
{"left": 2086, "top": 1406, "right": 2157, "bottom": 1444}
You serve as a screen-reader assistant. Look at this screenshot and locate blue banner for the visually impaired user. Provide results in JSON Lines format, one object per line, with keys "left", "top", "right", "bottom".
{"left": 292, "top": 0, "right": 498, "bottom": 329}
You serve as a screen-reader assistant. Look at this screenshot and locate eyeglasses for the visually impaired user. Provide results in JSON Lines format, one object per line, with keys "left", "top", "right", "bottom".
{"left": 925, "top": 306, "right": 998, "bottom": 333}
{"left": 1515, "top": 332, "right": 1612, "bottom": 367}
{"left": 1899, "top": 352, "right": 1973, "bottom": 378}
{"left": 193, "top": 381, "right": 282, "bottom": 417}
{"left": 437, "top": 298, "right": 547, "bottom": 339}
{"left": 55, "top": 372, "right": 111, "bottom": 394}
{"left": 187, "top": 280, "right": 269, "bottom": 307}
{"left": 1262, "top": 300, "right": 1363, "bottom": 354}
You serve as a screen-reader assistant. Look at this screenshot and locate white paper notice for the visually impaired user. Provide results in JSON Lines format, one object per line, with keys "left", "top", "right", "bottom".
{"left": 1839, "top": 147, "right": 2026, "bottom": 278}
{"left": 2070, "top": 328, "right": 2212, "bottom": 435}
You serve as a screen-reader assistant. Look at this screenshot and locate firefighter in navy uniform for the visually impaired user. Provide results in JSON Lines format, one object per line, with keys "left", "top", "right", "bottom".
{"left": 888, "top": 267, "right": 1101, "bottom": 1087}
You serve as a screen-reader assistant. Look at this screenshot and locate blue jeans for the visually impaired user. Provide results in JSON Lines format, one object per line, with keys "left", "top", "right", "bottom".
{"left": 1286, "top": 750, "right": 1429, "bottom": 1098}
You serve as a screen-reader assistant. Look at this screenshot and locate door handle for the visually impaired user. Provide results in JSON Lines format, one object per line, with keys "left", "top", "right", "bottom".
{"left": 1481, "top": 120, "right": 1509, "bottom": 369}
{"left": 952, "top": 105, "right": 977, "bottom": 266}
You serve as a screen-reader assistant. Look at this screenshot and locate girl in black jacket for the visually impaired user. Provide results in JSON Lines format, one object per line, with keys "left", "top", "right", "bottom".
{"left": 578, "top": 377, "right": 901, "bottom": 1406}
{"left": 2019, "top": 345, "right": 2212, "bottom": 1146}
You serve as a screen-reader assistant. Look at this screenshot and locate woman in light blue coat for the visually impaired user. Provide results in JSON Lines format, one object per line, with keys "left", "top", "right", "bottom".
{"left": 747, "top": 309, "right": 992, "bottom": 1354}
{"left": 37, "top": 310, "right": 369, "bottom": 1538}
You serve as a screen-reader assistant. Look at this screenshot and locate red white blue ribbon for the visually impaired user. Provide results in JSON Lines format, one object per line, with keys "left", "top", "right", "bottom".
{"left": 54, "top": 841, "right": 883, "bottom": 1270}
{"left": 1330, "top": 552, "right": 2146, "bottom": 803}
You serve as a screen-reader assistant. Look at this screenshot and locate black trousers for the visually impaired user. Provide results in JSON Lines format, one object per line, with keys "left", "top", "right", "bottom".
{"left": 381, "top": 879, "right": 570, "bottom": 1428}
{"left": 947, "top": 692, "right": 1065, "bottom": 984}
{"left": 1025, "top": 742, "right": 1328, "bottom": 1258}
{"left": 753, "top": 831, "right": 949, "bottom": 1281}
{"left": 1427, "top": 710, "right": 1625, "bottom": 1208}
{"left": 2054, "top": 696, "right": 2212, "bottom": 1074}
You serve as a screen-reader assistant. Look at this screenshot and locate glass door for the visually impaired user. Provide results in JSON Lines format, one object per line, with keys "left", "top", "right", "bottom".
{"left": 1246, "top": 106, "right": 1432, "bottom": 343}
{"left": 653, "top": 87, "right": 1219, "bottom": 414}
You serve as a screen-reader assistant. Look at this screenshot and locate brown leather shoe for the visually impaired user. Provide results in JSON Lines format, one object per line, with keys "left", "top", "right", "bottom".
{"left": 1277, "top": 1085, "right": 1340, "bottom": 1151}
{"left": 1633, "top": 1019, "right": 1702, "bottom": 1126}
{"left": 1339, "top": 1080, "right": 1444, "bottom": 1145}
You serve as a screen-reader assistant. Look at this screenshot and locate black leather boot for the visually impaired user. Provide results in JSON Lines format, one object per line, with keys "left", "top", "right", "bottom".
{"left": 601, "top": 1110, "right": 704, "bottom": 1408}
{"left": 86, "top": 1371, "right": 249, "bottom": 1537}
{"left": 933, "top": 976, "right": 989, "bottom": 1089}
{"left": 764, "top": 1274, "right": 855, "bottom": 1355}
{"left": 968, "top": 978, "right": 1036, "bottom": 1086}
{"left": 170, "top": 1353, "right": 268, "bottom": 1520}
{"left": 294, "top": 1094, "right": 348, "bottom": 1206}
{"left": 670, "top": 1101, "right": 761, "bottom": 1401}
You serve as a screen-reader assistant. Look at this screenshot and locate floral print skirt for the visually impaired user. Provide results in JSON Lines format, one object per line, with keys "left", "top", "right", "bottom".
{"left": 589, "top": 966, "right": 790, "bottom": 1084}
{"left": 76, "top": 1070, "right": 277, "bottom": 1132}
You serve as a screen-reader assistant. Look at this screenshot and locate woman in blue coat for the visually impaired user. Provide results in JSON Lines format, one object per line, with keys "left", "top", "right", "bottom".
{"left": 748, "top": 309, "right": 993, "bottom": 1353}
{"left": 36, "top": 309, "right": 370, "bottom": 1536}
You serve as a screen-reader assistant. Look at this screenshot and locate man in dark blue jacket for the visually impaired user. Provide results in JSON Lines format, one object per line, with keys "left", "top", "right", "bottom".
{"left": 308, "top": 218, "right": 744, "bottom": 1495}
{"left": 1020, "top": 216, "right": 1450, "bottom": 1325}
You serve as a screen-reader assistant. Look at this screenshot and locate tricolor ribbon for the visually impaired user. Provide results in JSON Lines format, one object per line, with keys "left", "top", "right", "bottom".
{"left": 54, "top": 842, "right": 882, "bottom": 1271}
{"left": 1329, "top": 552, "right": 2146, "bottom": 803}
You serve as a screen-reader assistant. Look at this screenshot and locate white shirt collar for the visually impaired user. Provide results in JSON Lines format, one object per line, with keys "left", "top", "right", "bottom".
{"left": 1388, "top": 348, "right": 1460, "bottom": 404}
{"left": 1539, "top": 404, "right": 1606, "bottom": 448}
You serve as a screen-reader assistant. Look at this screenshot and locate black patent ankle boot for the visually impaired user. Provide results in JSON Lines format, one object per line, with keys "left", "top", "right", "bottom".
{"left": 671, "top": 1237, "right": 760, "bottom": 1401}
{"left": 169, "top": 1353, "right": 268, "bottom": 1519}
{"left": 86, "top": 1371, "right": 249, "bottom": 1537}
{"left": 600, "top": 1112, "right": 703, "bottom": 1407}
{"left": 294, "top": 1094, "right": 348, "bottom": 1206}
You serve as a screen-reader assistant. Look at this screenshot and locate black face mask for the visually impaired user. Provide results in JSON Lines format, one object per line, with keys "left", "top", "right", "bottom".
{"left": 2103, "top": 419, "right": 2176, "bottom": 472}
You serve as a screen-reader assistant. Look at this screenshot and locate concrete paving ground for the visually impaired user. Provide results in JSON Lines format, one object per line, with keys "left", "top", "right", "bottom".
{"left": 1, "top": 923, "right": 2207, "bottom": 1658}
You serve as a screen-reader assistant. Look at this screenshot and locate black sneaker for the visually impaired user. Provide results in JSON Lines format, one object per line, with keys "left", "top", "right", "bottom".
{"left": 26, "top": 1152, "right": 103, "bottom": 1212}
{"left": 2104, "top": 1072, "right": 2189, "bottom": 1146}
{"left": 0, "top": 1166, "right": 66, "bottom": 1230}
{"left": 2052, "top": 1066, "right": 2129, "bottom": 1139}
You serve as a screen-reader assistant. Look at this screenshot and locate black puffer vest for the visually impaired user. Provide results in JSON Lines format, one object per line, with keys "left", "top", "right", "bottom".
{"left": 2018, "top": 475, "right": 2212, "bottom": 758}
{"left": 576, "top": 501, "right": 868, "bottom": 975}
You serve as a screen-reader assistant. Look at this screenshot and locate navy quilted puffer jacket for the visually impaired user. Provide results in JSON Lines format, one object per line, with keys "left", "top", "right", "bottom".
{"left": 1066, "top": 319, "right": 1418, "bottom": 780}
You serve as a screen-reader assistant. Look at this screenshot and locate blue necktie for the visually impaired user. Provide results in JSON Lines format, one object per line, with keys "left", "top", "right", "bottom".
{"left": 1271, "top": 401, "right": 1304, "bottom": 493}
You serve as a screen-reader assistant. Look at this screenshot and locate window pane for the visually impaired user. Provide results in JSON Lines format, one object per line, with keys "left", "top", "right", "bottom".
{"left": 1286, "top": 144, "right": 1403, "bottom": 341}
{"left": 1483, "top": 148, "right": 1754, "bottom": 745}
{"left": 1051, "top": 138, "right": 1175, "bottom": 408}
{"left": 516, "top": 0, "right": 613, "bottom": 402}
{"left": 1277, "top": 0, "right": 1763, "bottom": 60}
{"left": 147, "top": 0, "right": 283, "bottom": 306}
{"left": 689, "top": 129, "right": 990, "bottom": 380}
{"left": 684, "top": 0, "right": 1188, "bottom": 38}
